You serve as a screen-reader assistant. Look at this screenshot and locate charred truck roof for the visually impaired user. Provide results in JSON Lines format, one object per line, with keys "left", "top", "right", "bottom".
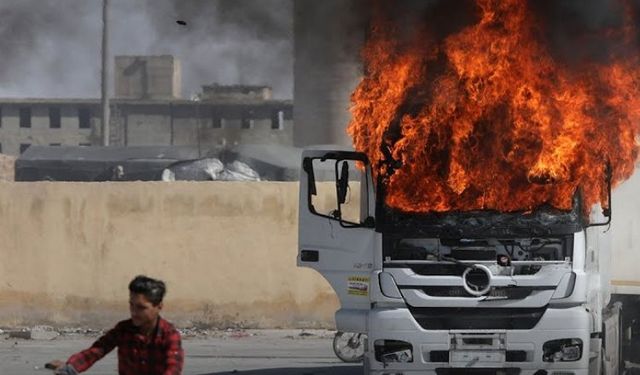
{"left": 373, "top": 180, "right": 609, "bottom": 239}
{"left": 376, "top": 198, "right": 584, "bottom": 239}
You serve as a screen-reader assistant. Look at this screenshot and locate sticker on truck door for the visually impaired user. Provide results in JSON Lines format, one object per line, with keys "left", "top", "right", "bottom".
{"left": 348, "top": 276, "right": 370, "bottom": 296}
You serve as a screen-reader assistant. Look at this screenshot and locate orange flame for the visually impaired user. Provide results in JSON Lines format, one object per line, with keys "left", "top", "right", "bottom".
{"left": 348, "top": 0, "right": 640, "bottom": 213}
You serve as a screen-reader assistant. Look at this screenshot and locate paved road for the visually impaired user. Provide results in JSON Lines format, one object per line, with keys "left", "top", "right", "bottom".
{"left": 0, "top": 329, "right": 363, "bottom": 375}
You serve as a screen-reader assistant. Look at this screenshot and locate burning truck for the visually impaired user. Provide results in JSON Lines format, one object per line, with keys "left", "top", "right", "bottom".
{"left": 298, "top": 1, "right": 640, "bottom": 374}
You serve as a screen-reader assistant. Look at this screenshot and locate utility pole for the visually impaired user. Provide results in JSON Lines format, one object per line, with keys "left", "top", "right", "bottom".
{"left": 101, "top": 0, "right": 110, "bottom": 146}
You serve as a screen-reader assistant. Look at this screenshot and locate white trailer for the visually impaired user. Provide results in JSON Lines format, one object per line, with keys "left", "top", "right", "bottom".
{"left": 610, "top": 166, "right": 640, "bottom": 373}
{"left": 298, "top": 149, "right": 638, "bottom": 375}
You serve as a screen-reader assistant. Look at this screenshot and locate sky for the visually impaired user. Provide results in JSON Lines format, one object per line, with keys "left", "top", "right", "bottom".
{"left": 0, "top": 0, "right": 293, "bottom": 99}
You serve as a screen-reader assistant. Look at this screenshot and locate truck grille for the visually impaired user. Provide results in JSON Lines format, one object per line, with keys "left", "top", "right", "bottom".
{"left": 410, "top": 307, "right": 546, "bottom": 330}
{"left": 418, "top": 286, "right": 535, "bottom": 299}
{"left": 435, "top": 369, "right": 521, "bottom": 375}
{"left": 386, "top": 263, "right": 542, "bottom": 276}
{"left": 429, "top": 350, "right": 528, "bottom": 362}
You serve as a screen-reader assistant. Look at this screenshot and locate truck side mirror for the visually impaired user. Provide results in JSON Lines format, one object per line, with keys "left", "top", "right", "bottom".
{"left": 303, "top": 157, "right": 317, "bottom": 196}
{"left": 337, "top": 161, "right": 349, "bottom": 205}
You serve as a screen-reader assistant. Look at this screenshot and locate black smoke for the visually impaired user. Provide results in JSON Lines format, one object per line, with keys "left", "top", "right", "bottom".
{"left": 380, "top": 0, "right": 640, "bottom": 66}
{"left": 529, "top": 0, "right": 638, "bottom": 64}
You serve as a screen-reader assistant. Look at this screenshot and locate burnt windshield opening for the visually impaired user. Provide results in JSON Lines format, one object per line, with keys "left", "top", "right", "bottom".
{"left": 374, "top": 187, "right": 586, "bottom": 238}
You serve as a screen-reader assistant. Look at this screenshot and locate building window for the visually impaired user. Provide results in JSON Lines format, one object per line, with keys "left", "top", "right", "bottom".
{"left": 49, "top": 107, "right": 61, "bottom": 128}
{"left": 241, "top": 117, "right": 253, "bottom": 129}
{"left": 49, "top": 143, "right": 61, "bottom": 146}
{"left": 212, "top": 115, "right": 223, "bottom": 129}
{"left": 241, "top": 110, "right": 255, "bottom": 129}
{"left": 271, "top": 110, "right": 284, "bottom": 130}
{"left": 78, "top": 107, "right": 91, "bottom": 129}
{"left": 19, "top": 108, "right": 31, "bottom": 128}
{"left": 0, "top": 143, "right": 3, "bottom": 153}
{"left": 20, "top": 143, "right": 30, "bottom": 154}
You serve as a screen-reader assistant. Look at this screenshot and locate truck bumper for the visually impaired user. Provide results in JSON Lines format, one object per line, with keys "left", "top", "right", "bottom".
{"left": 365, "top": 306, "right": 593, "bottom": 375}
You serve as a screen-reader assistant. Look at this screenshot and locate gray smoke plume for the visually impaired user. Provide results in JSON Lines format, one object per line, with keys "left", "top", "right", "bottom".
{"left": 0, "top": 0, "right": 293, "bottom": 99}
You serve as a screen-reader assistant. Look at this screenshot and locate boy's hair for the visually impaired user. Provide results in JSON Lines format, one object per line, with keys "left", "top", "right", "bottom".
{"left": 128, "top": 275, "right": 166, "bottom": 306}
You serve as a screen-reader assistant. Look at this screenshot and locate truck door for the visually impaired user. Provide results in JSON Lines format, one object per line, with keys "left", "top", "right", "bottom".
{"left": 297, "top": 150, "right": 378, "bottom": 332}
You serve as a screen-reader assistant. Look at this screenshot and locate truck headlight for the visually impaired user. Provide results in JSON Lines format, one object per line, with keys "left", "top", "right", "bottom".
{"left": 374, "top": 339, "right": 413, "bottom": 363}
{"left": 542, "top": 338, "right": 582, "bottom": 362}
{"left": 382, "top": 349, "right": 413, "bottom": 363}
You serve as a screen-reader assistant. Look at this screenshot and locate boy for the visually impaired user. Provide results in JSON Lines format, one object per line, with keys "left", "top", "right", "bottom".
{"left": 48, "top": 275, "right": 183, "bottom": 375}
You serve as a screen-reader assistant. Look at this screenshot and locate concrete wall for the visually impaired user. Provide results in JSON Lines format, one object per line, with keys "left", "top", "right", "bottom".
{"left": 196, "top": 119, "right": 294, "bottom": 148}
{"left": 126, "top": 106, "right": 173, "bottom": 146}
{"left": 0, "top": 182, "right": 337, "bottom": 329}
{"left": 126, "top": 105, "right": 293, "bottom": 148}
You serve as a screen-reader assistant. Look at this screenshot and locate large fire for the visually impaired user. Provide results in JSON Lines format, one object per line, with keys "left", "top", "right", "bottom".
{"left": 348, "top": 0, "right": 640, "bottom": 213}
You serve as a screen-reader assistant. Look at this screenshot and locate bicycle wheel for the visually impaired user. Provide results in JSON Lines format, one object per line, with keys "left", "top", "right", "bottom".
{"left": 332, "top": 331, "right": 365, "bottom": 363}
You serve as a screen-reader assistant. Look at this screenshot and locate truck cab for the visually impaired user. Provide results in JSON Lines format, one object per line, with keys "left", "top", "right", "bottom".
{"left": 298, "top": 149, "right": 621, "bottom": 375}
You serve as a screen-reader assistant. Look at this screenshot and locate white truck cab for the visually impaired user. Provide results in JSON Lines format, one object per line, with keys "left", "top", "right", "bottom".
{"left": 298, "top": 149, "right": 625, "bottom": 375}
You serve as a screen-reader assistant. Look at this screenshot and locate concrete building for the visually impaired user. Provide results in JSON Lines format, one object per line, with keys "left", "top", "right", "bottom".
{"left": 115, "top": 55, "right": 182, "bottom": 100}
{"left": 0, "top": 55, "right": 293, "bottom": 156}
{"left": 293, "top": 0, "right": 367, "bottom": 148}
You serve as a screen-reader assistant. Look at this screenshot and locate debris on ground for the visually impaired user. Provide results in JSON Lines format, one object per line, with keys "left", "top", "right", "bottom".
{"left": 6, "top": 326, "right": 59, "bottom": 340}
{"left": 284, "top": 329, "right": 334, "bottom": 340}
